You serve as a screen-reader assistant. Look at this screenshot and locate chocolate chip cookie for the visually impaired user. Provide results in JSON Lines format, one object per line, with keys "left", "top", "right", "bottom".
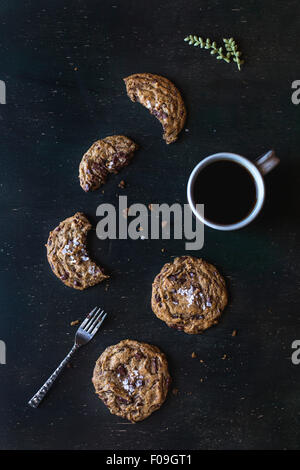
{"left": 92, "top": 339, "right": 171, "bottom": 423}
{"left": 79, "top": 135, "right": 138, "bottom": 192}
{"left": 46, "top": 212, "right": 108, "bottom": 290}
{"left": 124, "top": 73, "right": 186, "bottom": 144}
{"left": 151, "top": 256, "right": 228, "bottom": 334}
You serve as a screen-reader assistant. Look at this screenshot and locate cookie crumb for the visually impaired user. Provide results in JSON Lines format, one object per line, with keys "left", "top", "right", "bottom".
{"left": 191, "top": 352, "right": 197, "bottom": 359}
{"left": 122, "top": 208, "right": 129, "bottom": 218}
{"left": 70, "top": 320, "right": 80, "bottom": 327}
{"left": 118, "top": 180, "right": 126, "bottom": 189}
{"left": 161, "top": 248, "right": 165, "bottom": 253}
{"left": 148, "top": 203, "right": 154, "bottom": 211}
{"left": 232, "top": 329, "right": 237, "bottom": 337}
{"left": 161, "top": 220, "right": 168, "bottom": 229}
{"left": 221, "top": 354, "right": 227, "bottom": 360}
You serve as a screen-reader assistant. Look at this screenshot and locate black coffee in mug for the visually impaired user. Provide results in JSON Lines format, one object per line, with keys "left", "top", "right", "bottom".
{"left": 193, "top": 160, "right": 257, "bottom": 225}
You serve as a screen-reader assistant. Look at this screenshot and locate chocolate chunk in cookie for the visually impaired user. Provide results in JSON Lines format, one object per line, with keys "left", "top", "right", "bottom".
{"left": 79, "top": 135, "right": 138, "bottom": 192}
{"left": 46, "top": 212, "right": 109, "bottom": 290}
{"left": 92, "top": 339, "right": 171, "bottom": 423}
{"left": 124, "top": 73, "right": 186, "bottom": 144}
{"left": 151, "top": 256, "right": 228, "bottom": 334}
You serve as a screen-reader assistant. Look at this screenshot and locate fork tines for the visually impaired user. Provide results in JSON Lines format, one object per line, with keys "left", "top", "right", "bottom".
{"left": 80, "top": 306, "right": 108, "bottom": 336}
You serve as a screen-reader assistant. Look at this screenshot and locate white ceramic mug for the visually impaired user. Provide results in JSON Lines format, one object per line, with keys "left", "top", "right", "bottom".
{"left": 187, "top": 150, "right": 280, "bottom": 231}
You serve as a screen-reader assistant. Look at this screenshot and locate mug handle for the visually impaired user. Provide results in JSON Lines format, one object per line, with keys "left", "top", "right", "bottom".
{"left": 255, "top": 150, "right": 280, "bottom": 175}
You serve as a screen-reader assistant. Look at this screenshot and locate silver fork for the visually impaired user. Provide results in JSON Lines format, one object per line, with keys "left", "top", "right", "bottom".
{"left": 28, "top": 306, "right": 107, "bottom": 408}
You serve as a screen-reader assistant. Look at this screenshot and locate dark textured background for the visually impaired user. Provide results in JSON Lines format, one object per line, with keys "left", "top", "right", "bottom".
{"left": 0, "top": 0, "right": 299, "bottom": 450}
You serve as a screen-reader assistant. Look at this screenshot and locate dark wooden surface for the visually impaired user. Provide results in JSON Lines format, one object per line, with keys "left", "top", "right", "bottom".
{"left": 0, "top": 0, "right": 299, "bottom": 450}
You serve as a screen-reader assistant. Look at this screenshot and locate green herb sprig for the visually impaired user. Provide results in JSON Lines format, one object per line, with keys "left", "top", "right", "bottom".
{"left": 184, "top": 35, "right": 244, "bottom": 71}
{"left": 223, "top": 37, "right": 244, "bottom": 71}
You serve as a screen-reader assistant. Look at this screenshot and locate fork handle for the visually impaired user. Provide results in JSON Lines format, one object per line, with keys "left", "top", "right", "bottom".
{"left": 28, "top": 344, "right": 79, "bottom": 408}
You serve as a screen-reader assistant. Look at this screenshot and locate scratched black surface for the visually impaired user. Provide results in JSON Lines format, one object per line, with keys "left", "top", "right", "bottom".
{"left": 0, "top": 0, "right": 299, "bottom": 450}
